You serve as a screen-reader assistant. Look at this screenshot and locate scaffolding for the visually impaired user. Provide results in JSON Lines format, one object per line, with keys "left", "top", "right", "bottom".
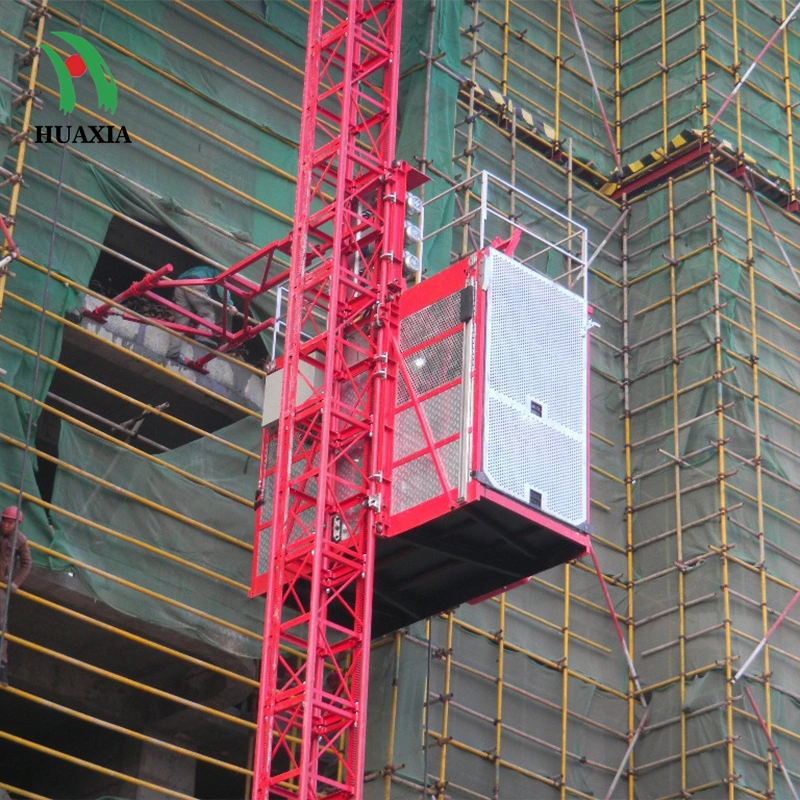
{"left": 0, "top": 0, "right": 799, "bottom": 799}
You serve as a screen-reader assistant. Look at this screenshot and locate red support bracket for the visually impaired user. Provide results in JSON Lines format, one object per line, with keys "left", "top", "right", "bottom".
{"left": 83, "top": 233, "right": 297, "bottom": 369}
{"left": 84, "top": 264, "right": 174, "bottom": 322}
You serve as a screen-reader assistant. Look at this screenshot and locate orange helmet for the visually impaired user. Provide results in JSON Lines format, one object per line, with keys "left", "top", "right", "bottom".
{"left": 1, "top": 506, "right": 22, "bottom": 523}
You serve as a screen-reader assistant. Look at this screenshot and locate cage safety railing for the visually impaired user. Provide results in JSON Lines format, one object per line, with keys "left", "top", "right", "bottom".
{"left": 418, "top": 170, "right": 590, "bottom": 302}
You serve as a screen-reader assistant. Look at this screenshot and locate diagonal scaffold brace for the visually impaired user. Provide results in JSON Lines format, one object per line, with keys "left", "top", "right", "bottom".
{"left": 603, "top": 704, "right": 650, "bottom": 800}
{"left": 743, "top": 685, "right": 800, "bottom": 800}
{"left": 732, "top": 586, "right": 800, "bottom": 685}
{"left": 743, "top": 172, "right": 800, "bottom": 291}
{"left": 708, "top": 0, "right": 800, "bottom": 130}
{"left": 588, "top": 543, "right": 647, "bottom": 708}
{"left": 564, "top": 0, "right": 621, "bottom": 173}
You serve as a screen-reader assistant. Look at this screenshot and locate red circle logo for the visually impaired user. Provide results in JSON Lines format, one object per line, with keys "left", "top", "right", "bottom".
{"left": 65, "top": 54, "right": 87, "bottom": 78}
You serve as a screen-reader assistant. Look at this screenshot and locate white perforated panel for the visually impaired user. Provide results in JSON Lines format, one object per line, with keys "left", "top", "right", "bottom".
{"left": 482, "top": 248, "right": 588, "bottom": 527}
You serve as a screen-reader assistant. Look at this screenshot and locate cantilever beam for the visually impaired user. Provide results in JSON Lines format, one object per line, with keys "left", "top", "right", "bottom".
{"left": 83, "top": 234, "right": 296, "bottom": 370}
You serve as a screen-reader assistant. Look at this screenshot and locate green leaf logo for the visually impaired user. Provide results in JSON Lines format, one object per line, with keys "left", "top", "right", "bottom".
{"left": 40, "top": 32, "right": 117, "bottom": 115}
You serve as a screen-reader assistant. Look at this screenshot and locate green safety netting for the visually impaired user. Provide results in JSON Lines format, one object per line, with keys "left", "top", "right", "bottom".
{"left": 50, "top": 416, "right": 262, "bottom": 656}
{"left": 0, "top": 0, "right": 306, "bottom": 569}
{"left": 624, "top": 168, "right": 800, "bottom": 794}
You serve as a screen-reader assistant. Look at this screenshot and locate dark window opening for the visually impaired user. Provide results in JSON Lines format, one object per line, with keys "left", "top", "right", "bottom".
{"left": 90, "top": 217, "right": 198, "bottom": 300}
{"left": 34, "top": 218, "right": 264, "bottom": 506}
{"left": 195, "top": 758, "right": 250, "bottom": 799}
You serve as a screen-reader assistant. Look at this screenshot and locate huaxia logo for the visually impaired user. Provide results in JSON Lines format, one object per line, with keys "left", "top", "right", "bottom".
{"left": 36, "top": 31, "right": 130, "bottom": 144}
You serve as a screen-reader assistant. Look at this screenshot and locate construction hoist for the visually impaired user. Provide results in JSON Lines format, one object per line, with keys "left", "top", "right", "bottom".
{"left": 99, "top": 2, "right": 593, "bottom": 796}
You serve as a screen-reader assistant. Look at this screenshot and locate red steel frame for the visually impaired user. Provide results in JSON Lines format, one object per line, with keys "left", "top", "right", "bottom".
{"left": 388, "top": 257, "right": 479, "bottom": 534}
{"left": 84, "top": 243, "right": 292, "bottom": 372}
{"left": 253, "top": 1, "right": 409, "bottom": 798}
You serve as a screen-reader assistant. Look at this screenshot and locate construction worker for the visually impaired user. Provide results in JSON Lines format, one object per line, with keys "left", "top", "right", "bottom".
{"left": 167, "top": 265, "right": 223, "bottom": 359}
{"left": 0, "top": 505, "right": 32, "bottom": 686}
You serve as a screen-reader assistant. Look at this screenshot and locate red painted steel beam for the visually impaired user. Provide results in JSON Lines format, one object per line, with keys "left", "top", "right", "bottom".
{"left": 84, "top": 234, "right": 298, "bottom": 365}
{"left": 610, "top": 142, "right": 710, "bottom": 200}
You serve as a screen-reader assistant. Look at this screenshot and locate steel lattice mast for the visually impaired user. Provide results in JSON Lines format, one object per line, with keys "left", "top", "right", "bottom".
{"left": 252, "top": 0, "right": 410, "bottom": 797}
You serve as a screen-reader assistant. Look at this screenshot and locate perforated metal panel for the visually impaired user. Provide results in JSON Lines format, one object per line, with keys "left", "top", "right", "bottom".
{"left": 482, "top": 248, "right": 588, "bottom": 527}
{"left": 255, "top": 432, "right": 322, "bottom": 576}
{"left": 392, "top": 292, "right": 465, "bottom": 515}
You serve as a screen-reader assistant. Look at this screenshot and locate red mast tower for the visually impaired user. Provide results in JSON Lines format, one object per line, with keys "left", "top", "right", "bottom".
{"left": 252, "top": 0, "right": 413, "bottom": 796}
